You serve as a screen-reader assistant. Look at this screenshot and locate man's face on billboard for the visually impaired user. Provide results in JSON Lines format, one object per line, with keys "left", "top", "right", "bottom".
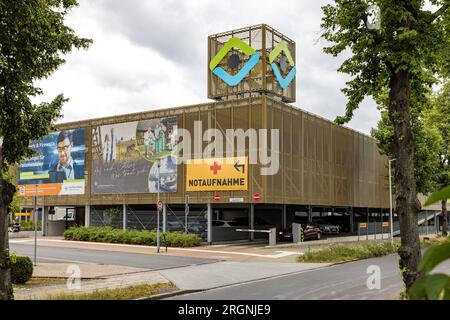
{"left": 57, "top": 137, "right": 72, "bottom": 167}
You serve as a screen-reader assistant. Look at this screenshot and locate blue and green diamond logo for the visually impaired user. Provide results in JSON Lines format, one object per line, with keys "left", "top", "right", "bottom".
{"left": 209, "top": 37, "right": 260, "bottom": 87}
{"left": 269, "top": 41, "right": 296, "bottom": 89}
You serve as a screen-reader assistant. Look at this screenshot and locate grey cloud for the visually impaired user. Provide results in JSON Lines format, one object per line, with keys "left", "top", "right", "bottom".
{"left": 62, "top": 0, "right": 381, "bottom": 134}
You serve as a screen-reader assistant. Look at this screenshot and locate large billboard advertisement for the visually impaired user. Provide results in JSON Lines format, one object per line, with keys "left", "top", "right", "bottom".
{"left": 18, "top": 129, "right": 86, "bottom": 196}
{"left": 186, "top": 157, "right": 248, "bottom": 191}
{"left": 91, "top": 117, "right": 177, "bottom": 194}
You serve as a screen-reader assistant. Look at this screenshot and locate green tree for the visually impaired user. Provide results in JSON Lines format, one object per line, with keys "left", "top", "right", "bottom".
{"left": 0, "top": 0, "right": 91, "bottom": 300}
{"left": 427, "top": 82, "right": 450, "bottom": 236}
{"left": 371, "top": 89, "right": 441, "bottom": 195}
{"left": 321, "top": 0, "right": 450, "bottom": 289}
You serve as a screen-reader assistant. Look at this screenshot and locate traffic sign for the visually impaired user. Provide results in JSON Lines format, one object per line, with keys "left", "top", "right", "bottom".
{"left": 382, "top": 222, "right": 390, "bottom": 227}
{"left": 213, "top": 194, "right": 221, "bottom": 201}
{"left": 157, "top": 200, "right": 163, "bottom": 213}
{"left": 186, "top": 156, "right": 248, "bottom": 191}
{"left": 359, "top": 222, "right": 367, "bottom": 228}
{"left": 253, "top": 193, "right": 261, "bottom": 201}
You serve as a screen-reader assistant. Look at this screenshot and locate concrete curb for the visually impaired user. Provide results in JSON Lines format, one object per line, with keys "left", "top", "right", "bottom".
{"left": 136, "top": 289, "right": 203, "bottom": 300}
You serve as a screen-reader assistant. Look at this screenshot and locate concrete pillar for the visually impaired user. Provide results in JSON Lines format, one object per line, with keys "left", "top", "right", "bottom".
{"left": 250, "top": 204, "right": 255, "bottom": 241}
{"left": 350, "top": 207, "right": 354, "bottom": 234}
{"left": 380, "top": 209, "right": 383, "bottom": 239}
{"left": 282, "top": 205, "right": 287, "bottom": 229}
{"left": 366, "top": 208, "right": 370, "bottom": 239}
{"left": 85, "top": 205, "right": 90, "bottom": 227}
{"left": 122, "top": 204, "right": 127, "bottom": 230}
{"left": 42, "top": 205, "right": 47, "bottom": 236}
{"left": 162, "top": 204, "right": 167, "bottom": 232}
{"left": 434, "top": 211, "right": 437, "bottom": 234}
{"left": 207, "top": 203, "right": 212, "bottom": 244}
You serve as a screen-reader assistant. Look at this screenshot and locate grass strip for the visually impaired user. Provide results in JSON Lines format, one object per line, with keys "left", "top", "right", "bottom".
{"left": 44, "top": 282, "right": 174, "bottom": 300}
{"left": 298, "top": 236, "right": 450, "bottom": 263}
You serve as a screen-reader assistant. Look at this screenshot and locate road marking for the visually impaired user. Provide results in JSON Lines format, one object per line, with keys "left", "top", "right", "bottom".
{"left": 9, "top": 239, "right": 34, "bottom": 244}
{"left": 11, "top": 239, "right": 301, "bottom": 259}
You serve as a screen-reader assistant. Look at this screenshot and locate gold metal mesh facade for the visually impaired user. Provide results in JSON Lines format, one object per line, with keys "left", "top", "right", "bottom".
{"left": 17, "top": 95, "right": 390, "bottom": 209}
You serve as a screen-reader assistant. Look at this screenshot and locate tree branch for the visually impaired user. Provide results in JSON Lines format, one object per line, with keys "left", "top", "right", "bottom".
{"left": 430, "top": 3, "right": 450, "bottom": 22}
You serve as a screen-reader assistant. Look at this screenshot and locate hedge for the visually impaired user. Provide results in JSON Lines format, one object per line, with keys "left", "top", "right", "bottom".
{"left": 297, "top": 241, "right": 400, "bottom": 263}
{"left": 18, "top": 221, "right": 42, "bottom": 231}
{"left": 64, "top": 227, "right": 201, "bottom": 247}
{"left": 10, "top": 255, "right": 33, "bottom": 284}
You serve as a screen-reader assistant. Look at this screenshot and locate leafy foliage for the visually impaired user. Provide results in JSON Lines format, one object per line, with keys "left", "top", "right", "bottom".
{"left": 322, "top": 0, "right": 450, "bottom": 288}
{"left": 371, "top": 79, "right": 450, "bottom": 194}
{"left": 0, "top": 0, "right": 92, "bottom": 171}
{"left": 408, "top": 241, "right": 450, "bottom": 299}
{"left": 63, "top": 227, "right": 202, "bottom": 247}
{"left": 427, "top": 82, "right": 450, "bottom": 193}
{"left": 425, "top": 186, "right": 450, "bottom": 206}
{"left": 10, "top": 255, "right": 33, "bottom": 284}
{"left": 297, "top": 241, "right": 399, "bottom": 263}
{"left": 321, "top": 0, "right": 450, "bottom": 125}
{"left": 410, "top": 184, "right": 450, "bottom": 300}
{"left": 0, "top": 0, "right": 91, "bottom": 300}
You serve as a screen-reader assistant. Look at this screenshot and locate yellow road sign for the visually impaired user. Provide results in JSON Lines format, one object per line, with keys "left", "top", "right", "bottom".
{"left": 186, "top": 157, "right": 248, "bottom": 191}
{"left": 359, "top": 223, "right": 367, "bottom": 228}
{"left": 383, "top": 222, "right": 390, "bottom": 227}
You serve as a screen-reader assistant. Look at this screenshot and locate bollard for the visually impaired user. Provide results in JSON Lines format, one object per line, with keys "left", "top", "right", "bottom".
{"left": 269, "top": 227, "right": 276, "bottom": 246}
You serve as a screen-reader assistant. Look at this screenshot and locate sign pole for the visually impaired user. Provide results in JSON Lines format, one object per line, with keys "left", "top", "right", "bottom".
{"left": 389, "top": 159, "right": 394, "bottom": 245}
{"left": 34, "top": 185, "right": 38, "bottom": 267}
{"left": 157, "top": 159, "right": 161, "bottom": 254}
{"left": 185, "top": 195, "right": 189, "bottom": 234}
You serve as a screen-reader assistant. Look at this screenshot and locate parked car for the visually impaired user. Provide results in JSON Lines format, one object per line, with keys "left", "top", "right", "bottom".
{"left": 312, "top": 219, "right": 340, "bottom": 234}
{"left": 278, "top": 224, "right": 321, "bottom": 241}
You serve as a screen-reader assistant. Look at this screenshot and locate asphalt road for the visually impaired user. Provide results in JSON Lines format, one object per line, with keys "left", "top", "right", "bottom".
{"left": 9, "top": 243, "right": 216, "bottom": 270}
{"left": 171, "top": 254, "right": 450, "bottom": 300}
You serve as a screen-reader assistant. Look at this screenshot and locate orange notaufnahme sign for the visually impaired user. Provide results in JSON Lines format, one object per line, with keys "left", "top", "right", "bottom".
{"left": 186, "top": 157, "right": 248, "bottom": 191}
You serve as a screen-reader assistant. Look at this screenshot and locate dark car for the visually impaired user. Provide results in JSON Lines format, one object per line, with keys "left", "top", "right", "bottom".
{"left": 278, "top": 223, "right": 321, "bottom": 241}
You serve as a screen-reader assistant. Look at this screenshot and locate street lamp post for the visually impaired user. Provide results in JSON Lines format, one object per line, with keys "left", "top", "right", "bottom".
{"left": 157, "top": 159, "right": 161, "bottom": 254}
{"left": 389, "top": 159, "right": 396, "bottom": 244}
{"left": 34, "top": 184, "right": 38, "bottom": 266}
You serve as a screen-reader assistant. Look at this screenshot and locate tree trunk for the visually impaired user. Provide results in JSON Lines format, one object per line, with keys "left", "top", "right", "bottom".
{"left": 442, "top": 199, "right": 448, "bottom": 237}
{"left": 0, "top": 178, "right": 15, "bottom": 300}
{"left": 388, "top": 69, "right": 422, "bottom": 289}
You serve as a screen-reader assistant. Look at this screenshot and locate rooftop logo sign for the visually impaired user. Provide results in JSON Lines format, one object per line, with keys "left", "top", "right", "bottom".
{"left": 269, "top": 41, "right": 296, "bottom": 89}
{"left": 209, "top": 37, "right": 260, "bottom": 87}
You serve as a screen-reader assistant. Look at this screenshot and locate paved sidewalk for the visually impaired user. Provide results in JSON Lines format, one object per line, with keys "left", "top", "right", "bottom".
{"left": 159, "top": 261, "right": 330, "bottom": 291}
{"left": 14, "top": 262, "right": 171, "bottom": 300}
{"left": 32, "top": 263, "right": 151, "bottom": 278}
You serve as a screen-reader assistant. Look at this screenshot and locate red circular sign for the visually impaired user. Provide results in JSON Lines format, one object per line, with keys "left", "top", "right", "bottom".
{"left": 253, "top": 193, "right": 261, "bottom": 201}
{"left": 213, "top": 194, "right": 221, "bottom": 201}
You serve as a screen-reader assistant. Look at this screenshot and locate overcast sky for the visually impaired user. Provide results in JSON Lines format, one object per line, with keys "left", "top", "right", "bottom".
{"left": 36, "top": 0, "right": 381, "bottom": 135}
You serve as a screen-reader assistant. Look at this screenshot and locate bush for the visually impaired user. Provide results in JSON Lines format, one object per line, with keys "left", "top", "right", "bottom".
{"left": 10, "top": 255, "right": 33, "bottom": 284}
{"left": 64, "top": 227, "right": 201, "bottom": 247}
{"left": 297, "top": 241, "right": 400, "bottom": 263}
{"left": 14, "top": 221, "right": 42, "bottom": 231}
